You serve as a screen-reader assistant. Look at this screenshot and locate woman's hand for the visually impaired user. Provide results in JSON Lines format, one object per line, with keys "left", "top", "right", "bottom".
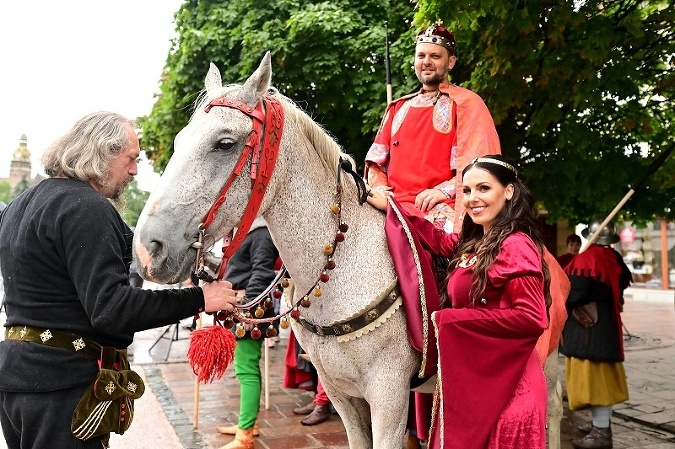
{"left": 415, "top": 189, "right": 445, "bottom": 212}
{"left": 202, "top": 280, "right": 238, "bottom": 313}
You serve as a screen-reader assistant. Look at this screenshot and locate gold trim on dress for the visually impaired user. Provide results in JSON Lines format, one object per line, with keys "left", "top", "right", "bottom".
{"left": 388, "top": 198, "right": 430, "bottom": 377}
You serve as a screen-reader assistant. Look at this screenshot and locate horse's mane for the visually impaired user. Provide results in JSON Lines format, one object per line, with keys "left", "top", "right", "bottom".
{"left": 194, "top": 84, "right": 356, "bottom": 182}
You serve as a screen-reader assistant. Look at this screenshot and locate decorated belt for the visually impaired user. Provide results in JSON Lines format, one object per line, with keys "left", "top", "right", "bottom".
{"left": 4, "top": 325, "right": 125, "bottom": 361}
{"left": 296, "top": 281, "right": 401, "bottom": 337}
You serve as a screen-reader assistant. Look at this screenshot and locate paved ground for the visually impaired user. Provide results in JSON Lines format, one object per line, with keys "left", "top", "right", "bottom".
{"left": 2, "top": 287, "right": 674, "bottom": 448}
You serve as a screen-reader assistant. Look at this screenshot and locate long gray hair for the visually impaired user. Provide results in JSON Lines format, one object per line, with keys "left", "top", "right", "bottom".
{"left": 42, "top": 111, "right": 136, "bottom": 185}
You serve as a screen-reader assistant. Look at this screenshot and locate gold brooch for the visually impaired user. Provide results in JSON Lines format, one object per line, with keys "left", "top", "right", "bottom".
{"left": 458, "top": 254, "right": 477, "bottom": 268}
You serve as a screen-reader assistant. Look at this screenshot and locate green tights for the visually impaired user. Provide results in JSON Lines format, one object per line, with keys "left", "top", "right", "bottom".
{"left": 233, "top": 337, "right": 263, "bottom": 429}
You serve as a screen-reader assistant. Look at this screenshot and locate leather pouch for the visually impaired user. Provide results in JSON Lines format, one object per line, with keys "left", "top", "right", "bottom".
{"left": 71, "top": 347, "right": 145, "bottom": 440}
{"left": 572, "top": 302, "right": 598, "bottom": 328}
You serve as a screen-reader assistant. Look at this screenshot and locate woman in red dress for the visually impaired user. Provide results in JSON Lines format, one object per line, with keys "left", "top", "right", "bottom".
{"left": 383, "top": 155, "right": 552, "bottom": 448}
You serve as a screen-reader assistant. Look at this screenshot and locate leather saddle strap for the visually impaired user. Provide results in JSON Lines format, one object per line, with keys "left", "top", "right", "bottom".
{"left": 4, "top": 325, "right": 116, "bottom": 361}
{"left": 297, "top": 283, "right": 401, "bottom": 337}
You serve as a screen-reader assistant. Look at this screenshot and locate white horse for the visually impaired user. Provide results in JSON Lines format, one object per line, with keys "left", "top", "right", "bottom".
{"left": 133, "top": 53, "right": 564, "bottom": 449}
{"left": 134, "top": 53, "right": 419, "bottom": 449}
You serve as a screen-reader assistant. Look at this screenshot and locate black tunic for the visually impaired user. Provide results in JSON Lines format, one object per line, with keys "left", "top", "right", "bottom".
{"left": 225, "top": 226, "right": 279, "bottom": 337}
{"left": 0, "top": 178, "right": 205, "bottom": 391}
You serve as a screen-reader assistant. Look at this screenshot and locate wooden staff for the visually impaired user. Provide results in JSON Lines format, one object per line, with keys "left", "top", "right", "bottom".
{"left": 581, "top": 142, "right": 674, "bottom": 252}
{"left": 264, "top": 337, "right": 270, "bottom": 409}
{"left": 385, "top": 21, "right": 393, "bottom": 105}
{"left": 193, "top": 313, "right": 202, "bottom": 429}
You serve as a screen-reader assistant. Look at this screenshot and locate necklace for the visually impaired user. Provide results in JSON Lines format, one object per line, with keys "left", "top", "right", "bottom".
{"left": 457, "top": 253, "right": 477, "bottom": 268}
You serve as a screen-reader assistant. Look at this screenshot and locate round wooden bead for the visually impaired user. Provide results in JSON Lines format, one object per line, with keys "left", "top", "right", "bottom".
{"left": 250, "top": 327, "right": 262, "bottom": 339}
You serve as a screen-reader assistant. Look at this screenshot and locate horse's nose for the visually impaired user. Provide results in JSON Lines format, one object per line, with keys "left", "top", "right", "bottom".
{"left": 134, "top": 238, "right": 163, "bottom": 276}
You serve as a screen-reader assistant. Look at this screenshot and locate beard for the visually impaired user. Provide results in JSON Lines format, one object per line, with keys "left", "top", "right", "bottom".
{"left": 107, "top": 176, "right": 132, "bottom": 209}
{"left": 416, "top": 71, "right": 446, "bottom": 87}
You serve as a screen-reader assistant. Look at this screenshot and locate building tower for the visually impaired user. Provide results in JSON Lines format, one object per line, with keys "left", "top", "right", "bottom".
{"left": 8, "top": 134, "right": 32, "bottom": 187}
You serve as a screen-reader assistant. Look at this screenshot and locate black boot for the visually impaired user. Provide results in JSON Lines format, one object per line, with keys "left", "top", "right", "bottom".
{"left": 572, "top": 425, "right": 612, "bottom": 449}
{"left": 577, "top": 420, "right": 593, "bottom": 433}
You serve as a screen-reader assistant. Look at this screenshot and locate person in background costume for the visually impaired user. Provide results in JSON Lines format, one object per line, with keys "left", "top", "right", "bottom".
{"left": 216, "top": 219, "right": 279, "bottom": 449}
{"left": 0, "top": 112, "right": 237, "bottom": 449}
{"left": 365, "top": 24, "right": 500, "bottom": 235}
{"left": 557, "top": 233, "right": 582, "bottom": 269}
{"left": 282, "top": 281, "right": 334, "bottom": 427}
{"left": 376, "top": 155, "right": 551, "bottom": 448}
{"left": 560, "top": 219, "right": 632, "bottom": 449}
{"left": 290, "top": 353, "right": 332, "bottom": 426}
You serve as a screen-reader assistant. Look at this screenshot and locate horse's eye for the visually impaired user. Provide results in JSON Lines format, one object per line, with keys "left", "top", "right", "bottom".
{"left": 215, "top": 139, "right": 236, "bottom": 152}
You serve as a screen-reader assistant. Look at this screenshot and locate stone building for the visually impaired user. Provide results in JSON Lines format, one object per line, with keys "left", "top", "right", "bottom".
{"left": 0, "top": 135, "right": 44, "bottom": 190}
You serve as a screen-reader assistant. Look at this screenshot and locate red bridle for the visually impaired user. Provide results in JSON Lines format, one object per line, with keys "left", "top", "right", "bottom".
{"left": 193, "top": 94, "right": 284, "bottom": 281}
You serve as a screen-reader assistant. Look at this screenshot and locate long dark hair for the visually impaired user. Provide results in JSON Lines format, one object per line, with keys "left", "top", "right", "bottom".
{"left": 452, "top": 155, "right": 552, "bottom": 312}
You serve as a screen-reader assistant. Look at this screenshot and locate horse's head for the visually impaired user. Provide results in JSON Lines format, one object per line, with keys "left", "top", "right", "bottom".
{"left": 134, "top": 52, "right": 279, "bottom": 284}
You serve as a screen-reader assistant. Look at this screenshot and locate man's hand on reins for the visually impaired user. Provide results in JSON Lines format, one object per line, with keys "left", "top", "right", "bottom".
{"left": 202, "top": 280, "right": 238, "bottom": 313}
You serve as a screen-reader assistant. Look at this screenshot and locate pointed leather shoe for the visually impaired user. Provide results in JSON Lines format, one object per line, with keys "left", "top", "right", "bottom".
{"left": 293, "top": 402, "right": 316, "bottom": 415}
{"left": 301, "top": 404, "right": 331, "bottom": 426}
{"left": 219, "top": 427, "right": 255, "bottom": 449}
{"left": 572, "top": 425, "right": 612, "bottom": 449}
{"left": 216, "top": 420, "right": 259, "bottom": 436}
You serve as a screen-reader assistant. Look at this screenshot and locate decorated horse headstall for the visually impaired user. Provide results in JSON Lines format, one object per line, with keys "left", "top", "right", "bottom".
{"left": 190, "top": 92, "right": 385, "bottom": 342}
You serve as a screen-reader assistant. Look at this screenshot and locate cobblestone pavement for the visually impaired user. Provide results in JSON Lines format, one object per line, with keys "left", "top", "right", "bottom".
{"left": 2, "top": 287, "right": 674, "bottom": 448}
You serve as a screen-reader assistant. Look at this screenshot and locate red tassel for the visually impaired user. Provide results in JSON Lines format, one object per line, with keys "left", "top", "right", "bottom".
{"left": 187, "top": 325, "right": 237, "bottom": 383}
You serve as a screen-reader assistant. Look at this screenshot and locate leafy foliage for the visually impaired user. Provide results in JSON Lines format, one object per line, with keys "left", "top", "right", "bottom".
{"left": 12, "top": 175, "right": 30, "bottom": 199}
{"left": 0, "top": 182, "right": 12, "bottom": 204}
{"left": 414, "top": 0, "right": 674, "bottom": 223}
{"left": 140, "top": 0, "right": 418, "bottom": 170}
{"left": 141, "top": 0, "right": 673, "bottom": 224}
{"left": 121, "top": 180, "right": 150, "bottom": 228}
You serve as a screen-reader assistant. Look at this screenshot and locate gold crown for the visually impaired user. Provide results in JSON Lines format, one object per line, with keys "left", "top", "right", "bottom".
{"left": 415, "top": 25, "right": 456, "bottom": 54}
{"left": 471, "top": 157, "right": 518, "bottom": 177}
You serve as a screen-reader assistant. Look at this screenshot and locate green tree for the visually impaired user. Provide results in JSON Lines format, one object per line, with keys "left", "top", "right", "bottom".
{"left": 12, "top": 176, "right": 30, "bottom": 199}
{"left": 121, "top": 180, "right": 150, "bottom": 228}
{"left": 414, "top": 0, "right": 674, "bottom": 223}
{"left": 139, "top": 0, "right": 417, "bottom": 170}
{"left": 0, "top": 182, "right": 11, "bottom": 204}
{"left": 142, "top": 0, "right": 673, "bottom": 224}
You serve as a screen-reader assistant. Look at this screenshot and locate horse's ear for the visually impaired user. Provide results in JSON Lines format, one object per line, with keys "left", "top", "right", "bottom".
{"left": 241, "top": 51, "right": 272, "bottom": 105}
{"left": 205, "top": 63, "right": 223, "bottom": 90}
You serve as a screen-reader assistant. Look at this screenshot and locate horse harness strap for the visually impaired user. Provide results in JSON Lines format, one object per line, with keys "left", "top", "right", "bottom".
{"left": 297, "top": 281, "right": 401, "bottom": 338}
{"left": 198, "top": 95, "right": 285, "bottom": 280}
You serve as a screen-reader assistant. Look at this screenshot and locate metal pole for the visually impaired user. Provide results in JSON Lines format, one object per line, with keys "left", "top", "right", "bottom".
{"left": 661, "top": 218, "right": 669, "bottom": 290}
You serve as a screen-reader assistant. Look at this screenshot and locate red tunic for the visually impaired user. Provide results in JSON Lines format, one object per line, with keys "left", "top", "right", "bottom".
{"left": 365, "top": 84, "right": 500, "bottom": 233}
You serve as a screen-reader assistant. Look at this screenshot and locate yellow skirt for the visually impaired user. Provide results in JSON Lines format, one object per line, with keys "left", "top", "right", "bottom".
{"left": 565, "top": 357, "right": 629, "bottom": 410}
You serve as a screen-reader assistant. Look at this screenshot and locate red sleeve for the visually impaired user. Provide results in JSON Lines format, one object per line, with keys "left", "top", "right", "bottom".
{"left": 405, "top": 213, "right": 459, "bottom": 258}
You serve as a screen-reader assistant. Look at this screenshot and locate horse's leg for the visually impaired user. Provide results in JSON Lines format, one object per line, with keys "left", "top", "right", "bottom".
{"left": 368, "top": 376, "right": 411, "bottom": 449}
{"left": 545, "top": 349, "right": 562, "bottom": 449}
{"left": 327, "top": 394, "right": 373, "bottom": 448}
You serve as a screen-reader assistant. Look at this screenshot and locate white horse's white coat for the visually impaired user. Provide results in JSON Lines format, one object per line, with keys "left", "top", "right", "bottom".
{"left": 134, "top": 53, "right": 419, "bottom": 448}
